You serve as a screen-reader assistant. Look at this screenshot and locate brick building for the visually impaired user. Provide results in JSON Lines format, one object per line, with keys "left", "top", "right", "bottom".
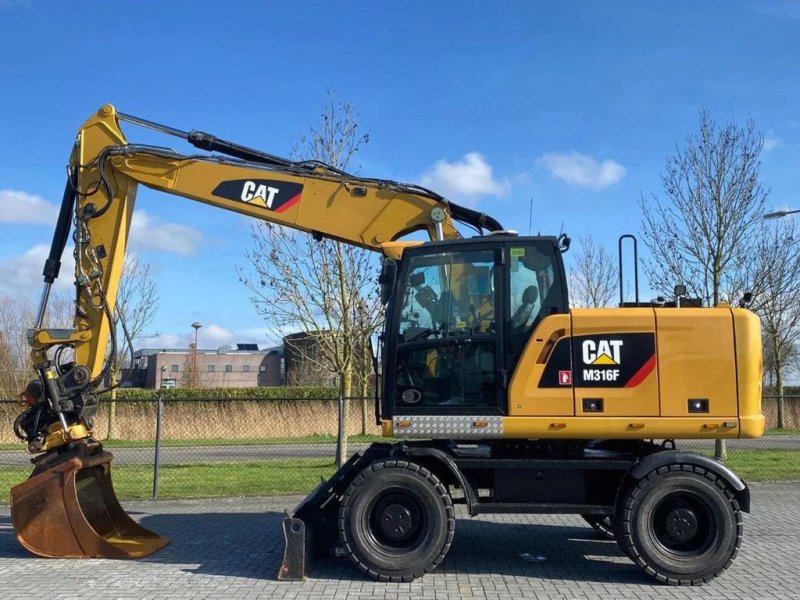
{"left": 127, "top": 344, "right": 284, "bottom": 389}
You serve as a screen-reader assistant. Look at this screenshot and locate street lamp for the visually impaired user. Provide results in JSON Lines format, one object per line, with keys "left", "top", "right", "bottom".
{"left": 191, "top": 321, "right": 202, "bottom": 388}
{"left": 763, "top": 208, "right": 800, "bottom": 220}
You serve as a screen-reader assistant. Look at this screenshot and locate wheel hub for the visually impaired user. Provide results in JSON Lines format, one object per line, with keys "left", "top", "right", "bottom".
{"left": 665, "top": 507, "right": 699, "bottom": 541}
{"left": 379, "top": 503, "right": 414, "bottom": 541}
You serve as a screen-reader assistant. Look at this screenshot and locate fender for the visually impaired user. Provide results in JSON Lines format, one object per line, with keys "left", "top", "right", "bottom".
{"left": 627, "top": 449, "right": 750, "bottom": 513}
{"left": 401, "top": 445, "right": 479, "bottom": 515}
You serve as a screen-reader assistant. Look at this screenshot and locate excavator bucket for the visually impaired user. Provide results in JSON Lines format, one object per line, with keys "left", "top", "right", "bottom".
{"left": 10, "top": 442, "right": 170, "bottom": 559}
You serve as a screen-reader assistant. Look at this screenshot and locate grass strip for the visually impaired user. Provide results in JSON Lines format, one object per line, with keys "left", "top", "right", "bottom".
{"left": 700, "top": 449, "right": 800, "bottom": 481}
{"left": 1, "top": 458, "right": 337, "bottom": 502}
{"left": 2, "top": 449, "right": 798, "bottom": 505}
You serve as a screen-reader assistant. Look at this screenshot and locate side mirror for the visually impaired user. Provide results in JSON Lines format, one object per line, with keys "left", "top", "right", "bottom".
{"left": 558, "top": 233, "right": 571, "bottom": 253}
{"left": 739, "top": 291, "right": 753, "bottom": 308}
{"left": 379, "top": 260, "right": 398, "bottom": 305}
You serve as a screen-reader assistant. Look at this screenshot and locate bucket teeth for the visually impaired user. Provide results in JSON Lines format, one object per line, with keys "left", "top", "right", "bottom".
{"left": 11, "top": 442, "right": 170, "bottom": 559}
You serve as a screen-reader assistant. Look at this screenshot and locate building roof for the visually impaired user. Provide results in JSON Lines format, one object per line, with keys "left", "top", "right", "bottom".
{"left": 134, "top": 345, "right": 283, "bottom": 358}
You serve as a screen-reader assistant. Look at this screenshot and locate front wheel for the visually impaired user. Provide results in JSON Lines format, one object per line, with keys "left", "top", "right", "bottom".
{"left": 338, "top": 460, "right": 455, "bottom": 582}
{"left": 617, "top": 464, "right": 742, "bottom": 585}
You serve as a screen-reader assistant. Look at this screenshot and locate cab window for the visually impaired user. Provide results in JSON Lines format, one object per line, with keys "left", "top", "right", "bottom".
{"left": 395, "top": 249, "right": 498, "bottom": 410}
{"left": 507, "top": 243, "right": 566, "bottom": 365}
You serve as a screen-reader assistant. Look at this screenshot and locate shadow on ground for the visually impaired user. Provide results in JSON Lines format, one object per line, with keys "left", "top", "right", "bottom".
{"left": 1, "top": 508, "right": 650, "bottom": 584}
{"left": 0, "top": 515, "right": 28, "bottom": 559}
{"left": 135, "top": 511, "right": 649, "bottom": 584}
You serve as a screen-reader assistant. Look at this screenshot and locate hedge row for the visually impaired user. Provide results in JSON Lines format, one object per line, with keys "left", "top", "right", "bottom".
{"left": 763, "top": 386, "right": 800, "bottom": 397}
{"left": 101, "top": 386, "right": 338, "bottom": 401}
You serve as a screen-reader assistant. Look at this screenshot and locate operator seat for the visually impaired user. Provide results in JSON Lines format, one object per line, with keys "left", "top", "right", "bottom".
{"left": 511, "top": 285, "right": 539, "bottom": 328}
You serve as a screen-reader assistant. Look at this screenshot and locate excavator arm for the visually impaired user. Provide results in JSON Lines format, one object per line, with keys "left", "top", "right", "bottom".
{"left": 20, "top": 104, "right": 503, "bottom": 450}
{"left": 9, "top": 105, "right": 502, "bottom": 561}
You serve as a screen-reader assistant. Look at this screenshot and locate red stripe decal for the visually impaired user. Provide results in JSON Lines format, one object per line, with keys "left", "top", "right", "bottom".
{"left": 275, "top": 192, "right": 302, "bottom": 213}
{"left": 625, "top": 354, "right": 656, "bottom": 388}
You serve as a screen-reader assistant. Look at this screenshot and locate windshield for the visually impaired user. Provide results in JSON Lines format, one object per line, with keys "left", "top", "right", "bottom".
{"left": 398, "top": 249, "right": 496, "bottom": 342}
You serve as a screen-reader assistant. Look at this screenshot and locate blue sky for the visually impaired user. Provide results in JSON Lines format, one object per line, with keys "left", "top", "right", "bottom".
{"left": 0, "top": 1, "right": 798, "bottom": 350}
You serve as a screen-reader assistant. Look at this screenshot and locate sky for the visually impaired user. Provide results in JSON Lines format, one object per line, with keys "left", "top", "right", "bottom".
{"left": 0, "top": 1, "right": 798, "bottom": 351}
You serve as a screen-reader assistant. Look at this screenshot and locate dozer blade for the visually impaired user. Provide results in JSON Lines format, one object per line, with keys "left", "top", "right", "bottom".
{"left": 10, "top": 442, "right": 170, "bottom": 559}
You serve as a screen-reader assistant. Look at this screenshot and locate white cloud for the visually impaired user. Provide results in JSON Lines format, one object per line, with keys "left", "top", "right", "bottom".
{"left": 0, "top": 244, "right": 76, "bottom": 294}
{"left": 129, "top": 210, "right": 204, "bottom": 256}
{"left": 201, "top": 324, "right": 236, "bottom": 346}
{"left": 0, "top": 190, "right": 58, "bottom": 224}
{"left": 143, "top": 333, "right": 184, "bottom": 349}
{"left": 420, "top": 153, "right": 509, "bottom": 204}
{"left": 139, "top": 324, "right": 275, "bottom": 351}
{"left": 537, "top": 152, "right": 626, "bottom": 190}
{"left": 0, "top": 192, "right": 203, "bottom": 253}
{"left": 763, "top": 134, "right": 783, "bottom": 152}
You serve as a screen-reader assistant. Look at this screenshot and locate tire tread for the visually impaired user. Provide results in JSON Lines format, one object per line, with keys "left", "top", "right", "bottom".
{"left": 616, "top": 464, "right": 742, "bottom": 586}
{"left": 338, "top": 459, "right": 455, "bottom": 582}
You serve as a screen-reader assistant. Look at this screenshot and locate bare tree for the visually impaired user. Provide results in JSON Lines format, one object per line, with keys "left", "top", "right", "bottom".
{"left": 181, "top": 346, "right": 203, "bottom": 388}
{"left": 0, "top": 293, "right": 74, "bottom": 398}
{"left": 106, "top": 255, "right": 159, "bottom": 438}
{"left": 641, "top": 110, "right": 768, "bottom": 307}
{"left": 569, "top": 234, "right": 618, "bottom": 308}
{"left": 749, "top": 218, "right": 800, "bottom": 428}
{"left": 0, "top": 296, "right": 36, "bottom": 398}
{"left": 640, "top": 110, "right": 769, "bottom": 459}
{"left": 239, "top": 92, "right": 381, "bottom": 462}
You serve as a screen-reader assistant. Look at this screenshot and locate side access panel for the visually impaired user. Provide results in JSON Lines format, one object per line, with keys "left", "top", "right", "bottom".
{"left": 570, "top": 308, "right": 659, "bottom": 417}
{"left": 508, "top": 314, "right": 574, "bottom": 416}
{"left": 656, "top": 308, "right": 737, "bottom": 417}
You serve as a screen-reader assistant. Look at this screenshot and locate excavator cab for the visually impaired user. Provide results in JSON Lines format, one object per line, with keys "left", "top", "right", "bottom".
{"left": 380, "top": 235, "right": 569, "bottom": 422}
{"left": 11, "top": 441, "right": 169, "bottom": 559}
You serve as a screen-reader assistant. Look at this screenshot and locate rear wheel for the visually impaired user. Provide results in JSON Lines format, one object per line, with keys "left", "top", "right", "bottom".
{"left": 338, "top": 460, "right": 455, "bottom": 582}
{"left": 617, "top": 465, "right": 742, "bottom": 585}
{"left": 581, "top": 514, "right": 616, "bottom": 540}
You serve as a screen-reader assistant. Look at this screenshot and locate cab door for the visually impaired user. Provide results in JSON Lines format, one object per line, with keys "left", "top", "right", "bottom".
{"left": 387, "top": 243, "right": 505, "bottom": 416}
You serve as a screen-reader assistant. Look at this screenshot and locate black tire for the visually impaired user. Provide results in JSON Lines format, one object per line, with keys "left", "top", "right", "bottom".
{"left": 338, "top": 459, "right": 455, "bottom": 582}
{"left": 616, "top": 464, "right": 742, "bottom": 585}
{"left": 581, "top": 514, "right": 616, "bottom": 540}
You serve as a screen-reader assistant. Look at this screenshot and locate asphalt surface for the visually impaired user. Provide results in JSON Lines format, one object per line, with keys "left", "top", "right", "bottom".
{"left": 1, "top": 481, "right": 798, "bottom": 599}
{"left": 1, "top": 436, "right": 798, "bottom": 467}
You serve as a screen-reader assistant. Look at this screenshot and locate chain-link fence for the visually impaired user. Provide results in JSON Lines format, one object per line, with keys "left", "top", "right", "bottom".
{"left": 1, "top": 393, "right": 379, "bottom": 500}
{"left": 2, "top": 394, "right": 799, "bottom": 501}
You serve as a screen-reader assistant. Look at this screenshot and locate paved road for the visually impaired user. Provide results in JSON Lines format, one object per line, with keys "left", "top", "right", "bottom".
{"left": 1, "top": 436, "right": 798, "bottom": 467}
{"left": 0, "top": 442, "right": 357, "bottom": 467}
{"left": 1, "top": 481, "right": 798, "bottom": 599}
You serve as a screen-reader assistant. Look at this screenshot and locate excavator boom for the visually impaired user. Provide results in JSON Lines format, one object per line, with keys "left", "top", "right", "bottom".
{"left": 11, "top": 105, "right": 503, "bottom": 561}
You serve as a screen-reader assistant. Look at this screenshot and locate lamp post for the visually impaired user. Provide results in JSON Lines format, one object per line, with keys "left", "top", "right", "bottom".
{"left": 763, "top": 208, "right": 800, "bottom": 220}
{"left": 191, "top": 321, "right": 202, "bottom": 388}
{"left": 158, "top": 364, "right": 167, "bottom": 389}
{"left": 153, "top": 365, "right": 167, "bottom": 498}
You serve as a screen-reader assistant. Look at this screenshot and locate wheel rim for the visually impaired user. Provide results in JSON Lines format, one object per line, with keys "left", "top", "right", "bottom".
{"left": 365, "top": 489, "right": 427, "bottom": 553}
{"left": 650, "top": 491, "right": 716, "bottom": 557}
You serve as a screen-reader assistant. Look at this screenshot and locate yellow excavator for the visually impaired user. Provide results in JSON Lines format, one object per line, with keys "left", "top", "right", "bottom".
{"left": 11, "top": 105, "right": 764, "bottom": 585}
